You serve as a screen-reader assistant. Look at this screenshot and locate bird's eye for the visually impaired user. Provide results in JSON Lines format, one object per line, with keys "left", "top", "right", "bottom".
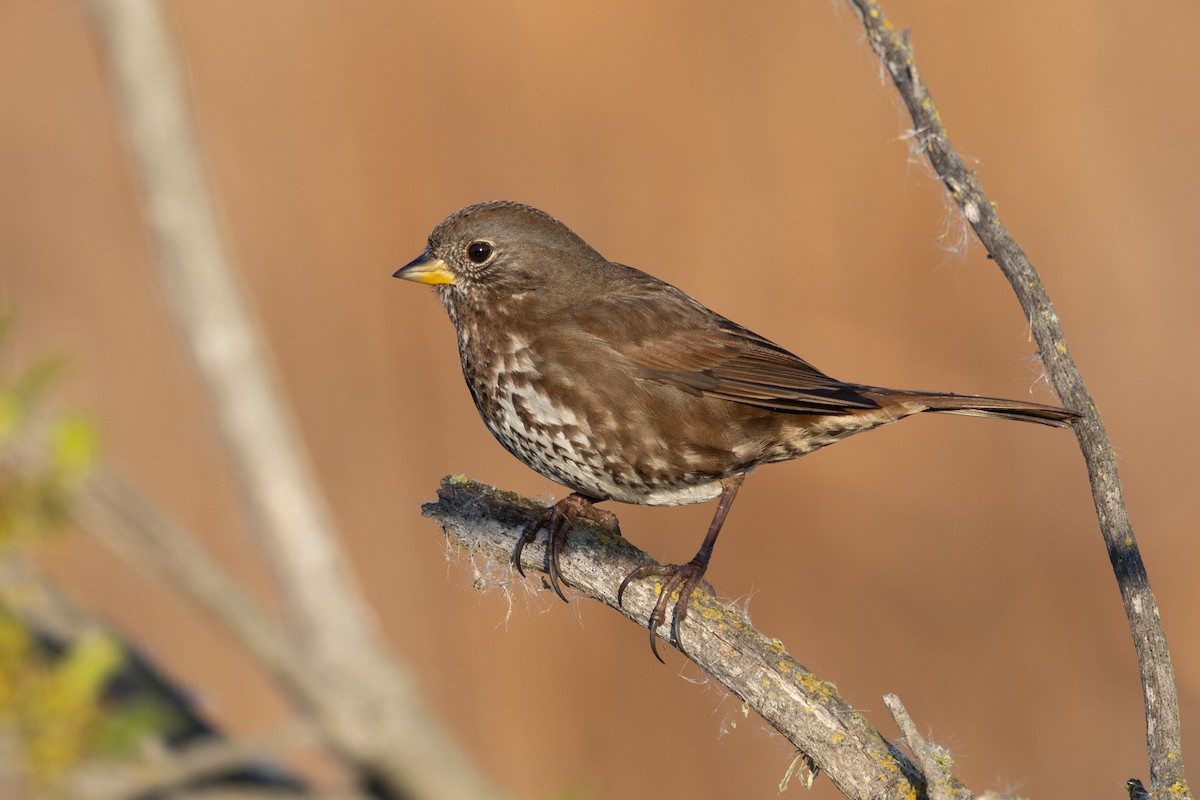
{"left": 466, "top": 241, "right": 493, "bottom": 264}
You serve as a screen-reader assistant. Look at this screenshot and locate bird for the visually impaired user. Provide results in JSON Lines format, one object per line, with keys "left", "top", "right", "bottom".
{"left": 395, "top": 200, "right": 1077, "bottom": 661}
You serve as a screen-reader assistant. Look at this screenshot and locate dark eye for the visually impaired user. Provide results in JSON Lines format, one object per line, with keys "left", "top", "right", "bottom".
{"left": 466, "top": 241, "right": 493, "bottom": 264}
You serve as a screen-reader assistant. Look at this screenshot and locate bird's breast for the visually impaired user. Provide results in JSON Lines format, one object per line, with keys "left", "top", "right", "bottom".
{"left": 450, "top": 312, "right": 736, "bottom": 505}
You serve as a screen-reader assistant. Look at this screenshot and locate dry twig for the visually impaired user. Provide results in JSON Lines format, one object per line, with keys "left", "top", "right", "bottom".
{"left": 84, "top": 2, "right": 504, "bottom": 797}
{"left": 846, "top": 2, "right": 1189, "bottom": 797}
{"left": 883, "top": 694, "right": 969, "bottom": 800}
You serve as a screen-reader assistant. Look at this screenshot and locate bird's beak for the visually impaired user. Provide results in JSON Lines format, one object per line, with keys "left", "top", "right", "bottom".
{"left": 393, "top": 250, "right": 456, "bottom": 285}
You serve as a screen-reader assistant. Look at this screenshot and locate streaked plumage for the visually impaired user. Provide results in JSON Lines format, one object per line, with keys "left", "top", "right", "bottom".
{"left": 396, "top": 200, "right": 1076, "bottom": 659}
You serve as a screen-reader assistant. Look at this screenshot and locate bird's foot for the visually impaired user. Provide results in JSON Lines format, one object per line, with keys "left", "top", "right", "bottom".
{"left": 617, "top": 558, "right": 710, "bottom": 663}
{"left": 512, "top": 492, "right": 617, "bottom": 601}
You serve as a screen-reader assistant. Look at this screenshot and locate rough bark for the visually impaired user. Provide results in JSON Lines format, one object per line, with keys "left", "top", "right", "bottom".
{"left": 846, "top": 2, "right": 1189, "bottom": 797}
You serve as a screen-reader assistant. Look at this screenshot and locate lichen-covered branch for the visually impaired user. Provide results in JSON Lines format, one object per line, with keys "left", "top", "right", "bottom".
{"left": 846, "top": 2, "right": 1189, "bottom": 798}
{"left": 883, "top": 695, "right": 970, "bottom": 800}
{"left": 426, "top": 476, "right": 944, "bottom": 800}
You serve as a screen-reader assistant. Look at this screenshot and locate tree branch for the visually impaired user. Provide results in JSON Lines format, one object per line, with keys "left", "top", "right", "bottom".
{"left": 86, "top": 0, "right": 370, "bottom": 675}
{"left": 74, "top": 461, "right": 506, "bottom": 799}
{"left": 68, "top": 723, "right": 331, "bottom": 800}
{"left": 83, "top": 3, "right": 505, "bottom": 798}
{"left": 425, "top": 476, "right": 950, "bottom": 800}
{"left": 883, "top": 695, "right": 969, "bottom": 800}
{"left": 846, "top": 2, "right": 1189, "bottom": 798}
{"left": 0, "top": 544, "right": 355, "bottom": 800}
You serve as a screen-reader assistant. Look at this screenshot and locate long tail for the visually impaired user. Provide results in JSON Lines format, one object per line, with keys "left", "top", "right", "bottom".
{"left": 886, "top": 390, "right": 1078, "bottom": 428}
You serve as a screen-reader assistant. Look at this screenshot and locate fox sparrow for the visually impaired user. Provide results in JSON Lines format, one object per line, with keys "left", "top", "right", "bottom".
{"left": 395, "top": 200, "right": 1076, "bottom": 660}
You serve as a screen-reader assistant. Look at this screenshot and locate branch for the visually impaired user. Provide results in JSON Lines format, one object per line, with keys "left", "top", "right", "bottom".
{"left": 86, "top": 0, "right": 369, "bottom": 673}
{"left": 3, "top": 425, "right": 473, "bottom": 798}
{"left": 883, "top": 695, "right": 970, "bottom": 800}
{"left": 425, "top": 476, "right": 952, "bottom": 800}
{"left": 846, "top": 3, "right": 1189, "bottom": 798}
{"left": 0, "top": 550, "right": 355, "bottom": 800}
{"left": 73, "top": 462, "right": 506, "bottom": 800}
{"left": 82, "top": 3, "right": 505, "bottom": 798}
{"left": 73, "top": 468, "right": 331, "bottom": 721}
{"left": 68, "top": 723, "right": 335, "bottom": 800}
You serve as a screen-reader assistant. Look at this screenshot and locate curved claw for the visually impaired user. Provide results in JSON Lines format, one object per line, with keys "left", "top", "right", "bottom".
{"left": 510, "top": 493, "right": 610, "bottom": 603}
{"left": 545, "top": 523, "right": 568, "bottom": 602}
{"left": 616, "top": 566, "right": 641, "bottom": 608}
{"left": 619, "top": 560, "right": 709, "bottom": 663}
{"left": 649, "top": 616, "right": 665, "bottom": 663}
{"left": 620, "top": 476, "right": 742, "bottom": 661}
{"left": 511, "top": 517, "right": 545, "bottom": 579}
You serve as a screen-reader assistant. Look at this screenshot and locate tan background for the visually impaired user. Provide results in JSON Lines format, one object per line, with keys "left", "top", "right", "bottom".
{"left": 3, "top": 1, "right": 1198, "bottom": 798}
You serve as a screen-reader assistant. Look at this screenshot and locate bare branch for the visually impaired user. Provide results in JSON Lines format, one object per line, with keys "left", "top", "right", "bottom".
{"left": 74, "top": 462, "right": 507, "bottom": 800}
{"left": 168, "top": 791, "right": 364, "bottom": 800}
{"left": 77, "top": 469, "right": 316, "bottom": 701}
{"left": 0, "top": 548, "right": 349, "bottom": 800}
{"left": 426, "top": 476, "right": 948, "bottom": 800}
{"left": 82, "top": 3, "right": 506, "bottom": 798}
{"left": 845, "top": 2, "right": 1190, "bottom": 797}
{"left": 883, "top": 695, "right": 970, "bottom": 800}
{"left": 68, "top": 723, "right": 335, "bottom": 800}
{"left": 85, "top": 0, "right": 368, "bottom": 670}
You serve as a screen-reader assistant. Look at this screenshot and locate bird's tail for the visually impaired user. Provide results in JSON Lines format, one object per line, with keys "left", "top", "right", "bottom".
{"left": 887, "top": 390, "right": 1078, "bottom": 428}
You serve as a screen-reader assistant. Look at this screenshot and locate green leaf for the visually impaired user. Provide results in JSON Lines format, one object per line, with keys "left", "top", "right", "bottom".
{"left": 50, "top": 415, "right": 98, "bottom": 482}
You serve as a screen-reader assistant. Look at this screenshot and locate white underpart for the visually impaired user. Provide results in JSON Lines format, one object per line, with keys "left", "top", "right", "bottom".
{"left": 518, "top": 382, "right": 582, "bottom": 429}
{"left": 638, "top": 481, "right": 724, "bottom": 506}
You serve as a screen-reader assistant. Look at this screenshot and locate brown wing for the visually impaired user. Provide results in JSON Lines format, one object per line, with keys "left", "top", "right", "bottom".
{"left": 621, "top": 319, "right": 880, "bottom": 414}
{"left": 566, "top": 266, "right": 880, "bottom": 415}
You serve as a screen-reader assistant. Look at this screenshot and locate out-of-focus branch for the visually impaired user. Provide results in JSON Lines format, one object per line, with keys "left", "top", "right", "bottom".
{"left": 0, "top": 550, "right": 354, "bottom": 800}
{"left": 1, "top": 439, "right": 413, "bottom": 800}
{"left": 75, "top": 468, "right": 330, "bottom": 715}
{"left": 68, "top": 722, "right": 328, "bottom": 800}
{"left": 77, "top": 465, "right": 484, "bottom": 796}
{"left": 426, "top": 476, "right": 948, "bottom": 800}
{"left": 83, "top": 2, "right": 504, "bottom": 798}
{"left": 86, "top": 0, "right": 366, "bottom": 672}
{"left": 846, "top": 3, "right": 1189, "bottom": 798}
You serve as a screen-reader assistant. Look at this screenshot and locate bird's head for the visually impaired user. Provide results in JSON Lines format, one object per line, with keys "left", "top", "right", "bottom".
{"left": 394, "top": 201, "right": 603, "bottom": 308}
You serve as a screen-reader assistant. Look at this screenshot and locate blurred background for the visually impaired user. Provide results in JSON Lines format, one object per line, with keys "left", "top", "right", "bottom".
{"left": 2, "top": 0, "right": 1198, "bottom": 798}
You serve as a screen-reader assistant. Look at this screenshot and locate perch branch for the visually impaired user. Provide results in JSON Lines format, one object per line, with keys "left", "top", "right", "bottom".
{"left": 846, "top": 3, "right": 1188, "bottom": 798}
{"left": 424, "top": 476, "right": 954, "bottom": 800}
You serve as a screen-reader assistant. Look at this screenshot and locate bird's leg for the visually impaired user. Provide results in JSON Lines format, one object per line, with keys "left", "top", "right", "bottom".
{"left": 618, "top": 474, "right": 745, "bottom": 662}
{"left": 513, "top": 492, "right": 618, "bottom": 602}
